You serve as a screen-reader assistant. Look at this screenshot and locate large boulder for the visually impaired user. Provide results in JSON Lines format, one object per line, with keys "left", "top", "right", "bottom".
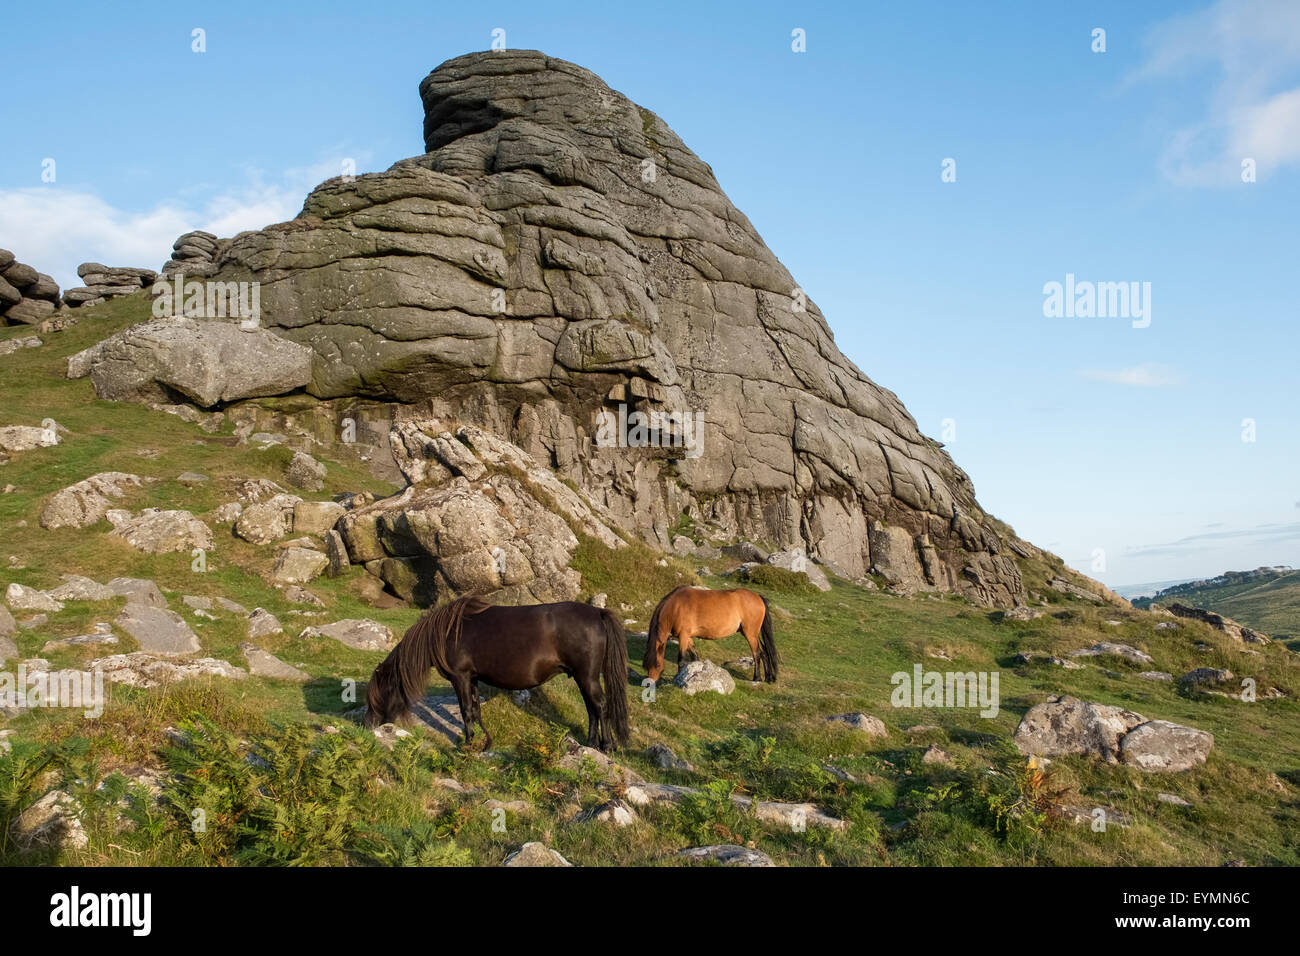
{"left": 167, "top": 50, "right": 1035, "bottom": 606}
{"left": 1014, "top": 695, "right": 1213, "bottom": 772}
{"left": 114, "top": 605, "right": 201, "bottom": 655}
{"left": 1118, "top": 720, "right": 1214, "bottom": 772}
{"left": 67, "top": 316, "right": 313, "bottom": 407}
{"left": 106, "top": 508, "right": 213, "bottom": 554}
{"left": 41, "top": 472, "right": 146, "bottom": 529}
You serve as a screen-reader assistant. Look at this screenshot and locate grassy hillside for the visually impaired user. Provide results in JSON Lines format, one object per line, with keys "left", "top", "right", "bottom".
{"left": 1134, "top": 570, "right": 1300, "bottom": 643}
{"left": 2, "top": 299, "right": 1299, "bottom": 866}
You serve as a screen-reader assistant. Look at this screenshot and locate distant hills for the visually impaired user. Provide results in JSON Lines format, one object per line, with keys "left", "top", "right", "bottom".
{"left": 1132, "top": 566, "right": 1300, "bottom": 638}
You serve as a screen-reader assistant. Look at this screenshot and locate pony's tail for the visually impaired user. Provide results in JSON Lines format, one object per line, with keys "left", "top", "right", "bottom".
{"left": 758, "top": 596, "right": 780, "bottom": 683}
{"left": 599, "top": 610, "right": 630, "bottom": 747}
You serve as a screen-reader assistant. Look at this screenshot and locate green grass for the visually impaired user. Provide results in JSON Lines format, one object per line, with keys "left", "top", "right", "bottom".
{"left": 1134, "top": 569, "right": 1300, "bottom": 642}
{"left": 2, "top": 295, "right": 1299, "bottom": 866}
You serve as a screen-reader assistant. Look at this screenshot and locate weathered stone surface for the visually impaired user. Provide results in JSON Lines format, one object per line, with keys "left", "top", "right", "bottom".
{"left": 298, "top": 618, "right": 394, "bottom": 651}
{"left": 41, "top": 472, "right": 146, "bottom": 530}
{"left": 503, "top": 842, "right": 571, "bottom": 867}
{"left": 1167, "top": 603, "right": 1271, "bottom": 644}
{"left": 48, "top": 575, "right": 116, "bottom": 602}
{"left": 114, "top": 605, "right": 201, "bottom": 655}
{"left": 678, "top": 844, "right": 774, "bottom": 867}
{"left": 284, "top": 586, "right": 325, "bottom": 607}
{"left": 106, "top": 508, "right": 213, "bottom": 554}
{"left": 0, "top": 335, "right": 42, "bottom": 357}
{"left": 0, "top": 423, "right": 60, "bottom": 452}
{"left": 646, "top": 742, "right": 693, "bottom": 771}
{"left": 292, "top": 500, "right": 346, "bottom": 535}
{"left": 1013, "top": 695, "right": 1146, "bottom": 764}
{"left": 1014, "top": 695, "right": 1213, "bottom": 772}
{"left": 1119, "top": 720, "right": 1214, "bottom": 773}
{"left": 3, "top": 298, "right": 57, "bottom": 325}
{"left": 10, "top": 790, "right": 87, "bottom": 851}
{"left": 67, "top": 316, "right": 313, "bottom": 408}
{"left": 178, "top": 50, "right": 1035, "bottom": 606}
{"left": 5, "top": 583, "right": 63, "bottom": 613}
{"left": 324, "top": 529, "right": 350, "bottom": 576}
{"left": 240, "top": 643, "right": 309, "bottom": 682}
{"left": 247, "top": 608, "right": 283, "bottom": 639}
{"left": 825, "top": 712, "right": 888, "bottom": 738}
{"left": 285, "top": 451, "right": 326, "bottom": 491}
{"left": 672, "top": 660, "right": 735, "bottom": 695}
{"left": 92, "top": 652, "right": 247, "bottom": 687}
{"left": 272, "top": 546, "right": 329, "bottom": 584}
{"left": 1068, "top": 642, "right": 1154, "bottom": 665}
{"left": 1179, "top": 667, "right": 1234, "bottom": 689}
{"left": 233, "top": 493, "right": 300, "bottom": 544}
{"left": 766, "top": 549, "right": 831, "bottom": 591}
{"left": 107, "top": 577, "right": 167, "bottom": 608}
{"left": 339, "top": 465, "right": 589, "bottom": 605}
{"left": 574, "top": 798, "right": 637, "bottom": 826}
{"left": 1003, "top": 606, "right": 1045, "bottom": 622}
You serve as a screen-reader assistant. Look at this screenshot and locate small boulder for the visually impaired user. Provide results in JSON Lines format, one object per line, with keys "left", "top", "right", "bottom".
{"left": 247, "top": 608, "right": 283, "bottom": 639}
{"left": 673, "top": 660, "right": 735, "bottom": 695}
{"left": 240, "top": 643, "right": 309, "bottom": 682}
{"left": 298, "top": 619, "right": 394, "bottom": 651}
{"left": 272, "top": 547, "right": 329, "bottom": 585}
{"left": 678, "top": 844, "right": 774, "bottom": 867}
{"left": 575, "top": 799, "right": 637, "bottom": 827}
{"left": 503, "top": 842, "right": 572, "bottom": 867}
{"left": 114, "top": 605, "right": 201, "bottom": 656}
{"left": 286, "top": 452, "right": 326, "bottom": 491}
{"left": 107, "top": 577, "right": 167, "bottom": 608}
{"left": 825, "top": 712, "right": 888, "bottom": 738}
{"left": 292, "top": 500, "right": 346, "bottom": 535}
{"left": 5, "top": 583, "right": 64, "bottom": 613}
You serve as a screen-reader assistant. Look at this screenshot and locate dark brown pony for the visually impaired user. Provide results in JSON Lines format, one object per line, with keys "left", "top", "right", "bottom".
{"left": 643, "top": 585, "right": 779, "bottom": 683}
{"left": 365, "top": 596, "right": 630, "bottom": 751}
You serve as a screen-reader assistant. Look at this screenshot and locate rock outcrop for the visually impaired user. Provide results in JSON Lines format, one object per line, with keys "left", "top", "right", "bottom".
{"left": 1165, "top": 602, "right": 1271, "bottom": 645}
{"left": 67, "top": 316, "right": 314, "bottom": 406}
{"left": 75, "top": 51, "right": 1051, "bottom": 605}
{"left": 62, "top": 262, "right": 157, "bottom": 309}
{"left": 0, "top": 250, "right": 61, "bottom": 326}
{"left": 1014, "top": 695, "right": 1213, "bottom": 772}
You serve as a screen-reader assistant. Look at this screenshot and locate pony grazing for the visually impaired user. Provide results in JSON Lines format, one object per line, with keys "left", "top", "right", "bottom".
{"left": 643, "top": 585, "right": 779, "bottom": 684}
{"left": 365, "top": 596, "right": 630, "bottom": 752}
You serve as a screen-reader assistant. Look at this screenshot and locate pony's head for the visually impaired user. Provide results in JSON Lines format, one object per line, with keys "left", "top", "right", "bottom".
{"left": 363, "top": 650, "right": 406, "bottom": 728}
{"left": 643, "top": 586, "right": 686, "bottom": 682}
{"left": 363, "top": 595, "right": 490, "bottom": 728}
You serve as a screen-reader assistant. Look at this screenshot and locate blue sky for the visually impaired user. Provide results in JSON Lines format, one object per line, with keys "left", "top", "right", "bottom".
{"left": 2, "top": 0, "right": 1297, "bottom": 588}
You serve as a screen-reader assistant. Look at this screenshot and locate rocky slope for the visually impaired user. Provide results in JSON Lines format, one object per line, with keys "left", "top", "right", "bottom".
{"left": 75, "top": 50, "right": 1059, "bottom": 606}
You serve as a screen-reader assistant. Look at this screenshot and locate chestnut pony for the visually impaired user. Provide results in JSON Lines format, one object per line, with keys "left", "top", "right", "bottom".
{"left": 642, "top": 585, "right": 779, "bottom": 684}
{"left": 365, "top": 596, "right": 630, "bottom": 752}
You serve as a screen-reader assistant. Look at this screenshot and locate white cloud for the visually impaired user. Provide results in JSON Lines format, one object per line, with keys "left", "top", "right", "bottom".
{"left": 1080, "top": 362, "right": 1183, "bottom": 387}
{"left": 0, "top": 152, "right": 372, "bottom": 293}
{"left": 1132, "top": 0, "right": 1300, "bottom": 184}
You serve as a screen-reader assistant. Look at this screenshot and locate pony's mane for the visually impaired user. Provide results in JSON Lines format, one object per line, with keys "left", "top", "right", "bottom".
{"left": 398, "top": 595, "right": 491, "bottom": 704}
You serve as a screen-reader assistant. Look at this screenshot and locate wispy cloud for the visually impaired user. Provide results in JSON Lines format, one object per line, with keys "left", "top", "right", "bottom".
{"left": 1131, "top": 0, "right": 1300, "bottom": 185}
{"left": 0, "top": 153, "right": 370, "bottom": 292}
{"left": 1079, "top": 362, "right": 1183, "bottom": 387}
{"left": 1123, "top": 521, "right": 1300, "bottom": 558}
